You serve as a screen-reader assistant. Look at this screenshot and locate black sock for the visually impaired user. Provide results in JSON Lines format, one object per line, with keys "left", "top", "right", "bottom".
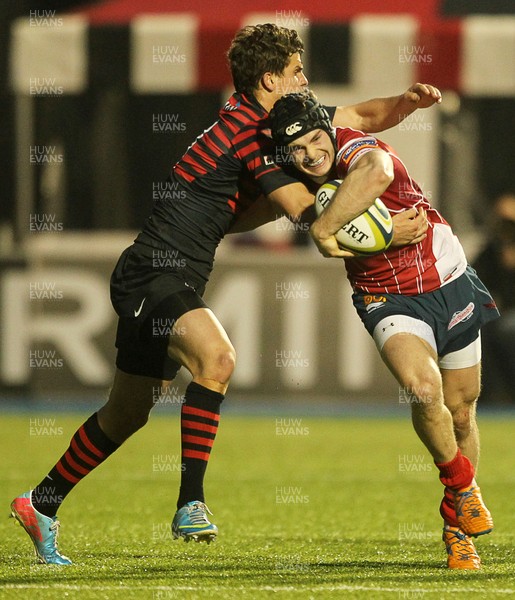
{"left": 177, "top": 382, "right": 224, "bottom": 509}
{"left": 32, "top": 413, "right": 120, "bottom": 517}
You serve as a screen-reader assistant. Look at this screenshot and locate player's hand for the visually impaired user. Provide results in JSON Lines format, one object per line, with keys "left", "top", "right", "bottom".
{"left": 403, "top": 83, "right": 442, "bottom": 108}
{"left": 391, "top": 208, "right": 428, "bottom": 247}
{"left": 310, "top": 225, "right": 355, "bottom": 258}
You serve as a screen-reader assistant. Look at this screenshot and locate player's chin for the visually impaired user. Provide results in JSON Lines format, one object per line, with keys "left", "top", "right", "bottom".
{"left": 303, "top": 163, "right": 331, "bottom": 180}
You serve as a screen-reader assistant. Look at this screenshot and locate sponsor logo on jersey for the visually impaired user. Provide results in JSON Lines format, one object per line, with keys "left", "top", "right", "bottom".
{"left": 364, "top": 294, "right": 387, "bottom": 313}
{"left": 223, "top": 98, "right": 241, "bottom": 112}
{"left": 285, "top": 122, "right": 303, "bottom": 136}
{"left": 447, "top": 302, "right": 474, "bottom": 330}
{"left": 342, "top": 138, "right": 378, "bottom": 162}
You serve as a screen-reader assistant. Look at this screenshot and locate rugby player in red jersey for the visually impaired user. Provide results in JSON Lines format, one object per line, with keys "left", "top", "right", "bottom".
{"left": 269, "top": 92, "right": 499, "bottom": 570}
{"left": 10, "top": 24, "right": 440, "bottom": 564}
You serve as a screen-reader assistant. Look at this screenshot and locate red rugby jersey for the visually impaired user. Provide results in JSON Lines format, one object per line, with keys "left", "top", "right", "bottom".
{"left": 334, "top": 127, "right": 467, "bottom": 295}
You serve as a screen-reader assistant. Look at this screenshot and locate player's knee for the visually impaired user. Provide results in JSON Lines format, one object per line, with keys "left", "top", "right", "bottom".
{"left": 403, "top": 372, "right": 441, "bottom": 409}
{"left": 128, "top": 408, "right": 151, "bottom": 432}
{"left": 117, "top": 401, "right": 152, "bottom": 434}
{"left": 97, "top": 401, "right": 151, "bottom": 444}
{"left": 451, "top": 398, "right": 477, "bottom": 437}
{"left": 199, "top": 343, "right": 236, "bottom": 384}
{"left": 211, "top": 346, "right": 236, "bottom": 383}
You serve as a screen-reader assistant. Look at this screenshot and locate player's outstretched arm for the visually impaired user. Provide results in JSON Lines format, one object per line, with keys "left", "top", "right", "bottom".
{"left": 229, "top": 182, "right": 316, "bottom": 234}
{"left": 266, "top": 182, "right": 315, "bottom": 221}
{"left": 228, "top": 195, "right": 281, "bottom": 234}
{"left": 333, "top": 83, "right": 442, "bottom": 133}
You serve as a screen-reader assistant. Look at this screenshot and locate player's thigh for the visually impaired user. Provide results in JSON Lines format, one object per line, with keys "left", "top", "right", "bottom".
{"left": 381, "top": 332, "right": 442, "bottom": 400}
{"left": 167, "top": 307, "right": 236, "bottom": 374}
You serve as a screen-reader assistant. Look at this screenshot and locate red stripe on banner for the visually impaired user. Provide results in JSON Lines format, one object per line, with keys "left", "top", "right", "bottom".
{"left": 56, "top": 460, "right": 80, "bottom": 484}
{"left": 198, "top": 25, "right": 233, "bottom": 91}
{"left": 71, "top": 437, "right": 102, "bottom": 468}
{"left": 64, "top": 451, "right": 90, "bottom": 476}
{"left": 182, "top": 434, "right": 215, "bottom": 447}
{"left": 77, "top": 1, "right": 441, "bottom": 28}
{"left": 416, "top": 20, "right": 462, "bottom": 91}
{"left": 182, "top": 405, "right": 220, "bottom": 421}
{"left": 182, "top": 419, "right": 218, "bottom": 434}
{"left": 183, "top": 448, "right": 211, "bottom": 461}
{"left": 78, "top": 427, "right": 106, "bottom": 459}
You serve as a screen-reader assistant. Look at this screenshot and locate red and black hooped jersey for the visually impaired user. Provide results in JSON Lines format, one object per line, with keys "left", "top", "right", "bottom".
{"left": 136, "top": 92, "right": 300, "bottom": 286}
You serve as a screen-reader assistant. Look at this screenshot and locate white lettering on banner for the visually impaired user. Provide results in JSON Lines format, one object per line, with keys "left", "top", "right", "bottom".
{"left": 1, "top": 270, "right": 112, "bottom": 385}
{"left": 338, "top": 280, "right": 374, "bottom": 389}
{"left": 281, "top": 275, "right": 317, "bottom": 389}
{"left": 207, "top": 273, "right": 261, "bottom": 388}
{"left": 0, "top": 262, "right": 380, "bottom": 393}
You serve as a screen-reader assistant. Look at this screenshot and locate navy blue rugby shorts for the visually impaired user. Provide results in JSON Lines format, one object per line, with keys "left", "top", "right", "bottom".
{"left": 352, "top": 265, "right": 499, "bottom": 361}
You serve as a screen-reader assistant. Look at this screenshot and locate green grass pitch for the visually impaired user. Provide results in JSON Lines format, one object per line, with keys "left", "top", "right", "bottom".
{"left": 0, "top": 411, "right": 514, "bottom": 599}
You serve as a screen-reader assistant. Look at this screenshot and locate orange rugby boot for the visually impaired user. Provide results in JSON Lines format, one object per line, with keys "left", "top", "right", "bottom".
{"left": 443, "top": 524, "right": 481, "bottom": 570}
{"left": 455, "top": 480, "right": 493, "bottom": 537}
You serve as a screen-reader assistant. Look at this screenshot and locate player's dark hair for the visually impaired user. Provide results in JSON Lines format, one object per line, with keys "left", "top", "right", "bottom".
{"left": 227, "top": 24, "right": 304, "bottom": 94}
{"left": 269, "top": 91, "right": 335, "bottom": 147}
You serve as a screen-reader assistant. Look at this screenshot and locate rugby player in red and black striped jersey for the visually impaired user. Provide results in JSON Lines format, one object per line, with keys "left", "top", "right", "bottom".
{"left": 10, "top": 23, "right": 441, "bottom": 563}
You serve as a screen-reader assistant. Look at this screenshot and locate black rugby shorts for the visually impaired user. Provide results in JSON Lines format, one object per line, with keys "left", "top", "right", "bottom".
{"left": 110, "top": 244, "right": 207, "bottom": 379}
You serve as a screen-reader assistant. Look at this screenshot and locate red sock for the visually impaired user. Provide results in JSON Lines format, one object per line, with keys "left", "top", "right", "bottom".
{"left": 440, "top": 487, "right": 459, "bottom": 527}
{"left": 435, "top": 449, "right": 474, "bottom": 490}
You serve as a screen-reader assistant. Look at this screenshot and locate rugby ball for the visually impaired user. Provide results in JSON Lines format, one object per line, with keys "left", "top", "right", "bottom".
{"left": 314, "top": 179, "right": 393, "bottom": 255}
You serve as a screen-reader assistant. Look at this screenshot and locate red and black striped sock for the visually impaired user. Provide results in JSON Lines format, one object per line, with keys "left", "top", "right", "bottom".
{"left": 177, "top": 381, "right": 223, "bottom": 509}
{"left": 31, "top": 413, "right": 120, "bottom": 517}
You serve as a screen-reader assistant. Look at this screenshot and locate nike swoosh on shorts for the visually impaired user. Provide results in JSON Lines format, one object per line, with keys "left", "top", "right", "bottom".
{"left": 134, "top": 297, "right": 146, "bottom": 317}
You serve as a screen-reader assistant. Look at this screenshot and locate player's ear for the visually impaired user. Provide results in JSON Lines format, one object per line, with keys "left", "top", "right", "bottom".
{"left": 260, "top": 72, "right": 275, "bottom": 93}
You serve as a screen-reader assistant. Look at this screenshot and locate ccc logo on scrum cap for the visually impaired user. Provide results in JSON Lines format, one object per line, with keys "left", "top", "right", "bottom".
{"left": 285, "top": 122, "right": 302, "bottom": 136}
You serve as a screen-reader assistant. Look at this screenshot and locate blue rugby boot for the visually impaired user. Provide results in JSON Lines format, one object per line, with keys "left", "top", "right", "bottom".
{"left": 10, "top": 491, "right": 72, "bottom": 565}
{"left": 172, "top": 501, "right": 218, "bottom": 543}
